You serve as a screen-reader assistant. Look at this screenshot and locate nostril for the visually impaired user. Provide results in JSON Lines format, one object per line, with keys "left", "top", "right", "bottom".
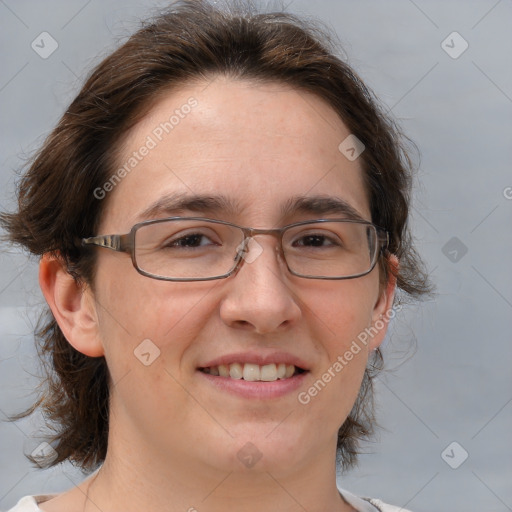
{"left": 234, "top": 320, "right": 251, "bottom": 329}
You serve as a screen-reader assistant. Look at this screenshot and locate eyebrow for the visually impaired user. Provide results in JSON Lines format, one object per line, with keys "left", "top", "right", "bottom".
{"left": 136, "top": 192, "right": 366, "bottom": 223}
{"left": 281, "top": 195, "right": 366, "bottom": 221}
{"left": 137, "top": 192, "right": 243, "bottom": 220}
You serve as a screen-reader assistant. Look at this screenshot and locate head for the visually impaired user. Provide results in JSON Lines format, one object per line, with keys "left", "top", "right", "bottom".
{"left": 1, "top": 0, "right": 430, "bottom": 475}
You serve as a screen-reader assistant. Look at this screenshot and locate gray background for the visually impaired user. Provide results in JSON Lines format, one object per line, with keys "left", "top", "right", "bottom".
{"left": 0, "top": 1, "right": 511, "bottom": 511}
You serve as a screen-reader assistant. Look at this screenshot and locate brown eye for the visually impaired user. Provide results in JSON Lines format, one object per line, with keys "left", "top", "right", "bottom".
{"left": 166, "top": 233, "right": 214, "bottom": 248}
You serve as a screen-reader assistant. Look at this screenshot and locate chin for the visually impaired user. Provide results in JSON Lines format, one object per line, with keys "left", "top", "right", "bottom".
{"left": 200, "top": 424, "right": 313, "bottom": 476}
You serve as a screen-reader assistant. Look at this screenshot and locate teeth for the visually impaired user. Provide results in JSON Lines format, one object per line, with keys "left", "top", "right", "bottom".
{"left": 203, "top": 362, "right": 299, "bottom": 381}
{"left": 229, "top": 362, "right": 243, "bottom": 380}
{"left": 260, "top": 363, "right": 277, "bottom": 381}
{"left": 285, "top": 364, "right": 295, "bottom": 378}
{"left": 218, "top": 364, "right": 229, "bottom": 377}
{"left": 243, "top": 363, "right": 260, "bottom": 381}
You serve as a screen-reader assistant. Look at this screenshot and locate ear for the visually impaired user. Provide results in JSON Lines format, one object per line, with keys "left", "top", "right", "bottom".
{"left": 367, "top": 254, "right": 399, "bottom": 352}
{"left": 39, "top": 253, "right": 104, "bottom": 357}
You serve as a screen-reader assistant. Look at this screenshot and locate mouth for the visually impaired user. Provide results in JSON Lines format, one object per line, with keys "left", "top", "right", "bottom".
{"left": 199, "top": 362, "right": 307, "bottom": 382}
{"left": 197, "top": 357, "right": 310, "bottom": 399}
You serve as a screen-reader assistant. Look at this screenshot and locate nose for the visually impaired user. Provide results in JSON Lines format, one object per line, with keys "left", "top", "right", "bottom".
{"left": 219, "top": 236, "right": 302, "bottom": 334}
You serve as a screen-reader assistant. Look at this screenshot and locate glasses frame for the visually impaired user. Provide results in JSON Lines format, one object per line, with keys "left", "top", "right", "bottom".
{"left": 81, "top": 216, "right": 390, "bottom": 281}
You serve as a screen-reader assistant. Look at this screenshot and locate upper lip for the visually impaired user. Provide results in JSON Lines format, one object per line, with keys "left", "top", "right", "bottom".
{"left": 199, "top": 351, "right": 311, "bottom": 371}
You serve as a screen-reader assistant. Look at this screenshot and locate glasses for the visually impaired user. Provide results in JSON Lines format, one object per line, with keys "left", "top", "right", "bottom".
{"left": 81, "top": 217, "right": 389, "bottom": 281}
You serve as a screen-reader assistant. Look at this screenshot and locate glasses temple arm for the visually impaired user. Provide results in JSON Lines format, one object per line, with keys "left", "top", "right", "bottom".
{"left": 81, "top": 234, "right": 132, "bottom": 252}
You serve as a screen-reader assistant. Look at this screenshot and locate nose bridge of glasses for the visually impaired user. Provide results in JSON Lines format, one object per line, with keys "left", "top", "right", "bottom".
{"left": 242, "top": 226, "right": 283, "bottom": 237}
{"left": 234, "top": 227, "right": 284, "bottom": 266}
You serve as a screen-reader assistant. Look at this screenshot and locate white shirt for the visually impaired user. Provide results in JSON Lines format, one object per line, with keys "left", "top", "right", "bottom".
{"left": 5, "top": 489, "right": 412, "bottom": 512}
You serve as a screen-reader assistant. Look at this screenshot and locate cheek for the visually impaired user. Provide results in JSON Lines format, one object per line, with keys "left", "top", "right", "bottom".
{"left": 94, "top": 262, "right": 218, "bottom": 377}
{"left": 92, "top": 273, "right": 218, "bottom": 432}
{"left": 299, "top": 280, "right": 378, "bottom": 413}
{"left": 306, "top": 278, "right": 378, "bottom": 351}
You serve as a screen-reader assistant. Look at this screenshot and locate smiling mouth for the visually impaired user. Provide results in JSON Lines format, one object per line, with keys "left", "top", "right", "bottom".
{"left": 199, "top": 363, "right": 307, "bottom": 382}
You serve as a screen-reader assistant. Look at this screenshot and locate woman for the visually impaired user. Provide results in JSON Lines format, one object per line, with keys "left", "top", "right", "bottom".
{"left": 2, "top": 1, "right": 430, "bottom": 511}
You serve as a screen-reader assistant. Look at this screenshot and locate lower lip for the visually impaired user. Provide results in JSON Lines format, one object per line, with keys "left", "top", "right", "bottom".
{"left": 197, "top": 370, "right": 309, "bottom": 399}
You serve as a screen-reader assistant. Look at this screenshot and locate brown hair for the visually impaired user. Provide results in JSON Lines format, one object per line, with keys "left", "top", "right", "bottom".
{"left": 1, "top": 0, "right": 431, "bottom": 473}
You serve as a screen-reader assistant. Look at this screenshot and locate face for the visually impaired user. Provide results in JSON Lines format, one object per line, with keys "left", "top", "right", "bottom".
{"left": 87, "top": 77, "right": 394, "bottom": 477}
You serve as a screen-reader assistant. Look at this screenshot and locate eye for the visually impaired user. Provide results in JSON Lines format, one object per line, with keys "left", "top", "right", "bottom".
{"left": 162, "top": 229, "right": 221, "bottom": 249}
{"left": 292, "top": 232, "right": 341, "bottom": 248}
{"left": 169, "top": 233, "right": 212, "bottom": 247}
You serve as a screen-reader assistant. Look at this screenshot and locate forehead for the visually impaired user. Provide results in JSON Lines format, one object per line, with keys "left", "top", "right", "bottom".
{"left": 101, "top": 77, "right": 370, "bottom": 231}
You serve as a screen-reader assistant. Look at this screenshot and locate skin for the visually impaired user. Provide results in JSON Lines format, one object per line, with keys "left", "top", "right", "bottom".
{"left": 39, "top": 77, "right": 396, "bottom": 512}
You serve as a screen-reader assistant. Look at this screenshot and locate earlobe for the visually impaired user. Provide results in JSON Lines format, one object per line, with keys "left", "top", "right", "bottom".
{"left": 368, "top": 254, "right": 399, "bottom": 352}
{"left": 39, "top": 253, "right": 104, "bottom": 357}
